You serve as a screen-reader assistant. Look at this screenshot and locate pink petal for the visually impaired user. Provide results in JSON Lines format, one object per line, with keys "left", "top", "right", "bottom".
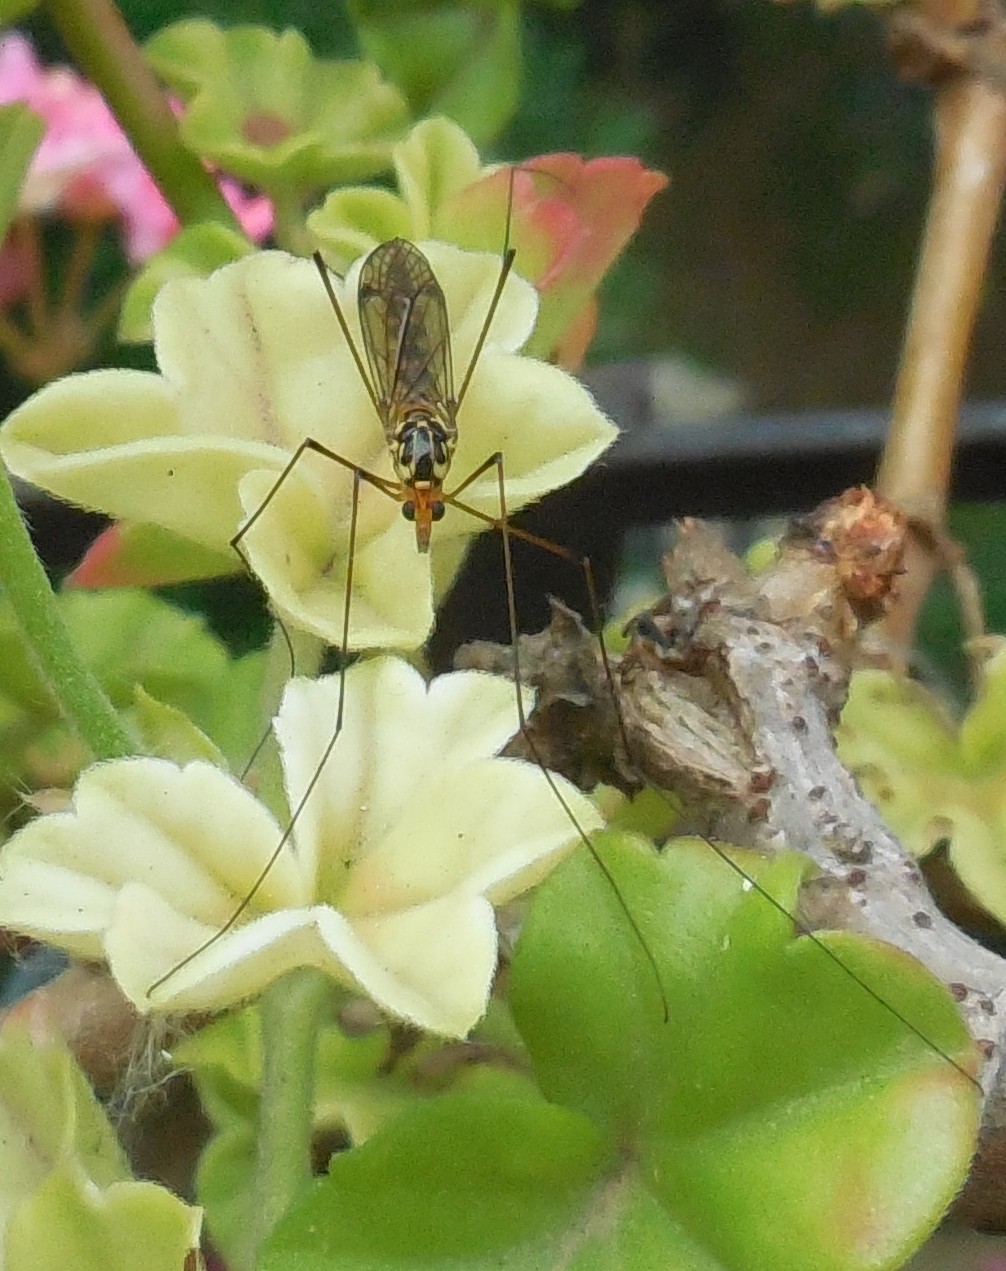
{"left": 0, "top": 34, "right": 273, "bottom": 264}
{"left": 522, "top": 154, "right": 668, "bottom": 291}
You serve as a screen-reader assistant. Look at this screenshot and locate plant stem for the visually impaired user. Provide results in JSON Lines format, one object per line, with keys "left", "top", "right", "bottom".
{"left": 0, "top": 464, "right": 135, "bottom": 759}
{"left": 44, "top": 0, "right": 240, "bottom": 231}
{"left": 877, "top": 77, "right": 1006, "bottom": 655}
{"left": 249, "top": 969, "right": 330, "bottom": 1265}
{"left": 270, "top": 187, "right": 311, "bottom": 256}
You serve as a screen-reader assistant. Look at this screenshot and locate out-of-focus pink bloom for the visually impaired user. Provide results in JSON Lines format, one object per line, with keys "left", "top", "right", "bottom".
{"left": 439, "top": 154, "right": 667, "bottom": 367}
{"left": 0, "top": 32, "right": 271, "bottom": 263}
{"left": 517, "top": 155, "right": 667, "bottom": 291}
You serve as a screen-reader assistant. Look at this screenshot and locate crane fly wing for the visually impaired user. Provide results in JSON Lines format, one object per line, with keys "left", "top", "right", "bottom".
{"left": 358, "top": 240, "right": 455, "bottom": 442}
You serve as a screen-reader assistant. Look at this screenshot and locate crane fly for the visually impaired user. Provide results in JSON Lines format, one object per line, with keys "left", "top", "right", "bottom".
{"left": 148, "top": 224, "right": 667, "bottom": 1010}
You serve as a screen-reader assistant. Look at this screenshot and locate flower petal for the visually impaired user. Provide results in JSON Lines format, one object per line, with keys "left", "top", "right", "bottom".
{"left": 153, "top": 251, "right": 378, "bottom": 459}
{"left": 236, "top": 465, "right": 434, "bottom": 650}
{"left": 341, "top": 755, "right": 595, "bottom": 915}
{"left": 0, "top": 759, "right": 306, "bottom": 969}
{"left": 0, "top": 856, "right": 118, "bottom": 960}
{"left": 350, "top": 893, "right": 497, "bottom": 1036}
{"left": 0, "top": 369, "right": 280, "bottom": 550}
{"left": 113, "top": 884, "right": 495, "bottom": 1036}
{"left": 274, "top": 660, "right": 534, "bottom": 893}
{"left": 418, "top": 240, "right": 537, "bottom": 367}
{"left": 444, "top": 349, "right": 617, "bottom": 522}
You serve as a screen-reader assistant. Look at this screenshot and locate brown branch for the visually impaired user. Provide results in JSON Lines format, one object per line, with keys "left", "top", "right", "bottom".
{"left": 879, "top": 11, "right": 1006, "bottom": 657}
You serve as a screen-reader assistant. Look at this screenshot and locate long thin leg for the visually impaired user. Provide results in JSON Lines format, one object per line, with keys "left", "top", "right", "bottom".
{"left": 148, "top": 452, "right": 382, "bottom": 995}
{"left": 312, "top": 253, "right": 381, "bottom": 417}
{"left": 228, "top": 438, "right": 397, "bottom": 778}
{"left": 447, "top": 456, "right": 669, "bottom": 1020}
{"left": 449, "top": 473, "right": 983, "bottom": 1075}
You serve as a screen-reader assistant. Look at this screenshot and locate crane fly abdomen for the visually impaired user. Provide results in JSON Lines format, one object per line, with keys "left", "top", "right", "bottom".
{"left": 358, "top": 239, "right": 459, "bottom": 551}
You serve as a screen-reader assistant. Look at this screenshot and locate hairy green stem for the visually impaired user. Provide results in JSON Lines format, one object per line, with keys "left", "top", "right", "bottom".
{"left": 270, "top": 187, "right": 311, "bottom": 256}
{"left": 0, "top": 465, "right": 135, "bottom": 759}
{"left": 249, "top": 969, "right": 330, "bottom": 1265}
{"left": 44, "top": 0, "right": 240, "bottom": 231}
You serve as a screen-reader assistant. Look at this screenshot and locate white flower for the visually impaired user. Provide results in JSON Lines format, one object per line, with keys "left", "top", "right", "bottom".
{"left": 1, "top": 244, "right": 617, "bottom": 649}
{"left": 0, "top": 658, "right": 600, "bottom": 1037}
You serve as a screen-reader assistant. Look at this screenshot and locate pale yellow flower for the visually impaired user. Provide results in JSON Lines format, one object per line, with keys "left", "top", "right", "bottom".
{"left": 0, "top": 658, "right": 598, "bottom": 1036}
{"left": 1, "top": 244, "right": 617, "bottom": 649}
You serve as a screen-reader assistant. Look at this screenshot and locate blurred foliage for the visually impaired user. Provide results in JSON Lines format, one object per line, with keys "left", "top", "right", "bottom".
{"left": 918, "top": 504, "right": 1006, "bottom": 701}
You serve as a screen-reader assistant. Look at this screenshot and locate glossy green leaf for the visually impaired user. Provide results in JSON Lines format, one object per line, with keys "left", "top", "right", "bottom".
{"left": 0, "top": 103, "right": 43, "bottom": 244}
{"left": 261, "top": 1079, "right": 608, "bottom": 1270}
{"left": 241, "top": 834, "right": 978, "bottom": 1270}
{"left": 509, "top": 834, "right": 979, "bottom": 1271}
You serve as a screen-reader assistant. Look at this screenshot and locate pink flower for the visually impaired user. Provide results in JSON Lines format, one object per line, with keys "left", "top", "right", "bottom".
{"left": 0, "top": 32, "right": 271, "bottom": 263}
{"left": 436, "top": 152, "right": 665, "bottom": 368}
{"left": 438, "top": 154, "right": 667, "bottom": 368}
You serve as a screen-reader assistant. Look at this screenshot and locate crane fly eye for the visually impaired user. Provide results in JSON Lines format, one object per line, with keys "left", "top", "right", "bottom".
{"left": 431, "top": 502, "right": 446, "bottom": 522}
{"left": 402, "top": 502, "right": 416, "bottom": 522}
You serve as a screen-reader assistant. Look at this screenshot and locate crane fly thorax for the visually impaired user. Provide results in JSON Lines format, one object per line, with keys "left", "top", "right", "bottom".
{"left": 391, "top": 402, "right": 457, "bottom": 487}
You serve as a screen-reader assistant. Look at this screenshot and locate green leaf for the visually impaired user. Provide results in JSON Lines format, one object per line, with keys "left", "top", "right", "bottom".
{"left": 119, "top": 223, "right": 257, "bottom": 343}
{"left": 237, "top": 834, "right": 978, "bottom": 1270}
{"left": 0, "top": 103, "right": 43, "bottom": 244}
{"left": 509, "top": 833, "right": 980, "bottom": 1271}
{"left": 6, "top": 1168, "right": 200, "bottom": 1271}
{"left": 261, "top": 1080, "right": 607, "bottom": 1269}
{"left": 58, "top": 590, "right": 239, "bottom": 740}
{"left": 131, "top": 684, "right": 227, "bottom": 766}
{"left": 349, "top": 2, "right": 521, "bottom": 146}
{"left": 0, "top": 0, "right": 40, "bottom": 19}
{"left": 146, "top": 21, "right": 408, "bottom": 193}
{"left": 0, "top": 589, "right": 265, "bottom": 812}
{"left": 0, "top": 1026, "right": 200, "bottom": 1270}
